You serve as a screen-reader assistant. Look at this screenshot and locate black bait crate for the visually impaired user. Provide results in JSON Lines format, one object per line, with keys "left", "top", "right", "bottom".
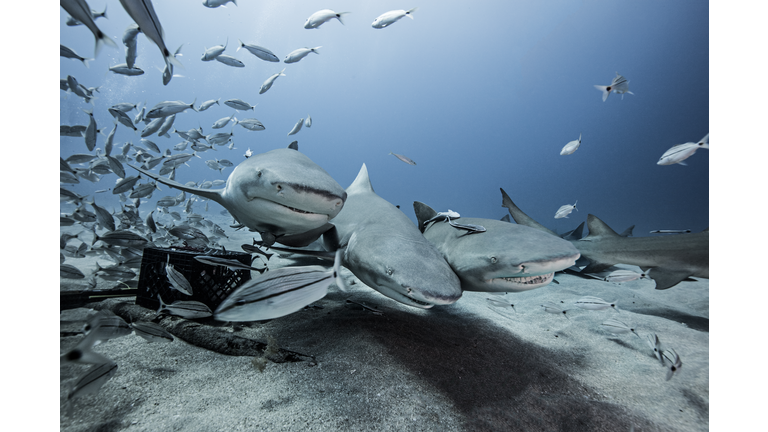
{"left": 136, "top": 247, "right": 253, "bottom": 312}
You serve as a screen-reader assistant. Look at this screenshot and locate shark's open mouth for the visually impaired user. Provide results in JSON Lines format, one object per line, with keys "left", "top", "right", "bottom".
{"left": 487, "top": 272, "right": 554, "bottom": 286}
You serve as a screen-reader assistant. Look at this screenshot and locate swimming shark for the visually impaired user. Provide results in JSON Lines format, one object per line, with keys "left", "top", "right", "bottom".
{"left": 129, "top": 147, "right": 347, "bottom": 246}
{"left": 413, "top": 202, "right": 580, "bottom": 292}
{"left": 500, "top": 188, "right": 708, "bottom": 290}
{"left": 322, "top": 164, "right": 463, "bottom": 307}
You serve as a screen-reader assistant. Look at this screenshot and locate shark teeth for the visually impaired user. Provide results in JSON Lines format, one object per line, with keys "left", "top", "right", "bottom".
{"left": 488, "top": 272, "right": 554, "bottom": 286}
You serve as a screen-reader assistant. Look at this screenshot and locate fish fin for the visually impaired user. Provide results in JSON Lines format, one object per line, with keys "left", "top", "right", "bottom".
{"left": 584, "top": 214, "right": 621, "bottom": 238}
{"left": 499, "top": 188, "right": 558, "bottom": 236}
{"left": 94, "top": 31, "right": 118, "bottom": 58}
{"left": 678, "top": 161, "right": 688, "bottom": 166}
{"left": 646, "top": 267, "right": 694, "bottom": 290}
{"left": 406, "top": 7, "right": 418, "bottom": 17}
{"left": 413, "top": 201, "right": 438, "bottom": 233}
{"left": 347, "top": 164, "right": 374, "bottom": 195}
{"left": 166, "top": 54, "right": 184, "bottom": 70}
{"left": 127, "top": 164, "right": 226, "bottom": 204}
{"left": 619, "top": 225, "right": 635, "bottom": 237}
{"left": 594, "top": 85, "right": 610, "bottom": 102}
{"left": 312, "top": 46, "right": 322, "bottom": 53}
{"left": 337, "top": 12, "right": 350, "bottom": 25}
{"left": 562, "top": 221, "right": 585, "bottom": 240}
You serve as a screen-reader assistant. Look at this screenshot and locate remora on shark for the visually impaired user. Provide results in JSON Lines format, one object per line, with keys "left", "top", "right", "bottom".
{"left": 129, "top": 146, "right": 347, "bottom": 246}
{"left": 414, "top": 202, "right": 580, "bottom": 292}
{"left": 500, "top": 188, "right": 708, "bottom": 290}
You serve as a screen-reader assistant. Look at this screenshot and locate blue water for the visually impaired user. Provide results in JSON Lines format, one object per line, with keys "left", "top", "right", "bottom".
{"left": 60, "top": 0, "right": 709, "bottom": 237}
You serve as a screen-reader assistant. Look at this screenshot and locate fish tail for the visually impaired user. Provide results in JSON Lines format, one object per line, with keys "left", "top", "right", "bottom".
{"left": 312, "top": 46, "right": 322, "bottom": 54}
{"left": 166, "top": 53, "right": 184, "bottom": 70}
{"left": 237, "top": 39, "right": 243, "bottom": 52}
{"left": 594, "top": 85, "right": 610, "bottom": 102}
{"left": 94, "top": 30, "right": 118, "bottom": 58}
{"left": 81, "top": 57, "right": 90, "bottom": 68}
{"left": 406, "top": 7, "right": 418, "bottom": 18}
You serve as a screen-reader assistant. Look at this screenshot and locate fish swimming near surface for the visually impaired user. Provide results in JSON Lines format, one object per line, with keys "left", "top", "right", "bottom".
{"left": 594, "top": 72, "right": 634, "bottom": 101}
{"left": 389, "top": 152, "right": 416, "bottom": 165}
{"left": 260, "top": 68, "right": 286, "bottom": 94}
{"left": 657, "top": 133, "right": 709, "bottom": 166}
{"left": 554, "top": 201, "right": 577, "bottom": 219}
{"left": 500, "top": 188, "right": 708, "bottom": 290}
{"left": 61, "top": 0, "right": 118, "bottom": 56}
{"left": 560, "top": 133, "right": 582, "bottom": 156}
{"left": 128, "top": 146, "right": 347, "bottom": 247}
{"left": 372, "top": 8, "right": 418, "bottom": 28}
{"left": 304, "top": 9, "right": 350, "bottom": 29}
{"left": 414, "top": 201, "right": 579, "bottom": 292}
{"left": 237, "top": 40, "right": 279, "bottom": 62}
{"left": 214, "top": 250, "right": 346, "bottom": 322}
{"left": 287, "top": 118, "right": 304, "bottom": 136}
{"left": 284, "top": 46, "right": 321, "bottom": 64}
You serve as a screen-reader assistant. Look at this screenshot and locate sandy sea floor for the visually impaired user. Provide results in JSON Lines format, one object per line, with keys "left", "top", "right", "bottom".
{"left": 55, "top": 219, "right": 708, "bottom": 432}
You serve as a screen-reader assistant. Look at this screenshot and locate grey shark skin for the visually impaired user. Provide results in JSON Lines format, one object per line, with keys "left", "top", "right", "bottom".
{"left": 500, "top": 188, "right": 709, "bottom": 290}
{"left": 323, "top": 164, "right": 462, "bottom": 308}
{"left": 414, "top": 202, "right": 580, "bottom": 292}
{"left": 129, "top": 148, "right": 346, "bottom": 247}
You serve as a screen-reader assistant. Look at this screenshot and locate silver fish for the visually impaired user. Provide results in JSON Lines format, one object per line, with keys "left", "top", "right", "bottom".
{"left": 91, "top": 201, "right": 115, "bottom": 231}
{"left": 108, "top": 108, "right": 138, "bottom": 131}
{"left": 259, "top": 68, "right": 286, "bottom": 94}
{"left": 131, "top": 321, "right": 174, "bottom": 343}
{"left": 66, "top": 362, "right": 118, "bottom": 404}
{"left": 650, "top": 229, "right": 692, "bottom": 234}
{"left": 92, "top": 230, "right": 149, "bottom": 247}
{"left": 61, "top": 264, "right": 86, "bottom": 279}
{"left": 554, "top": 201, "right": 577, "bottom": 219}
{"left": 237, "top": 40, "right": 278, "bottom": 62}
{"left": 112, "top": 175, "right": 141, "bottom": 194}
{"left": 156, "top": 295, "right": 213, "bottom": 319}
{"left": 198, "top": 99, "right": 220, "bottom": 111}
{"left": 485, "top": 297, "right": 517, "bottom": 313}
{"left": 224, "top": 98, "right": 256, "bottom": 111}
{"left": 141, "top": 117, "right": 165, "bottom": 137}
{"left": 284, "top": 46, "right": 321, "bottom": 64}
{"left": 145, "top": 100, "right": 196, "bottom": 119}
{"left": 82, "top": 108, "right": 97, "bottom": 151}
{"left": 372, "top": 8, "right": 418, "bottom": 29}
{"left": 118, "top": 0, "right": 182, "bottom": 71}
{"left": 61, "top": 0, "right": 118, "bottom": 56}
{"left": 541, "top": 301, "right": 569, "bottom": 319}
{"left": 60, "top": 44, "right": 90, "bottom": 67}
{"left": 141, "top": 139, "right": 161, "bottom": 154}
{"left": 645, "top": 333, "right": 664, "bottom": 364}
{"left": 304, "top": 116, "right": 312, "bottom": 128}
{"left": 203, "top": 0, "right": 237, "bottom": 9}
{"left": 65, "top": 4, "right": 107, "bottom": 27}
{"left": 389, "top": 152, "right": 416, "bottom": 165}
{"left": 574, "top": 296, "right": 619, "bottom": 312}
{"left": 193, "top": 255, "right": 265, "bottom": 273}
{"left": 215, "top": 54, "right": 244, "bottom": 68}
{"left": 156, "top": 114, "right": 177, "bottom": 138}
{"left": 304, "top": 9, "right": 349, "bottom": 29}
{"left": 212, "top": 113, "right": 236, "bottom": 129}
{"left": 600, "top": 318, "right": 641, "bottom": 338}
{"left": 146, "top": 210, "right": 157, "bottom": 233}
{"left": 109, "top": 64, "right": 145, "bottom": 76}
{"left": 287, "top": 118, "right": 304, "bottom": 136}
{"left": 662, "top": 348, "right": 682, "bottom": 381}
{"left": 594, "top": 72, "right": 634, "bottom": 102}
{"left": 215, "top": 250, "right": 346, "bottom": 321}
{"left": 201, "top": 39, "right": 227, "bottom": 61}
{"left": 234, "top": 118, "right": 265, "bottom": 131}
{"left": 166, "top": 261, "right": 193, "bottom": 296}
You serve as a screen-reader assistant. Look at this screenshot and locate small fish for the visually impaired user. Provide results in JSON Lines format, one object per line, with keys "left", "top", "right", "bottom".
{"left": 304, "top": 9, "right": 350, "bottom": 29}
{"left": 560, "top": 133, "right": 582, "bottom": 156}
{"left": 166, "top": 260, "right": 193, "bottom": 296}
{"left": 60, "top": 44, "right": 90, "bottom": 67}
{"left": 131, "top": 321, "right": 174, "bottom": 343}
{"left": 244, "top": 148, "right": 253, "bottom": 158}
{"left": 91, "top": 201, "right": 116, "bottom": 231}
{"left": 446, "top": 217, "right": 486, "bottom": 234}
{"left": 600, "top": 318, "right": 641, "bottom": 338}
{"left": 61, "top": 264, "right": 86, "bottom": 279}
{"left": 259, "top": 68, "right": 286, "bottom": 94}
{"left": 203, "top": 0, "right": 237, "bottom": 8}
{"left": 109, "top": 64, "right": 145, "bottom": 76}
{"left": 198, "top": 99, "right": 220, "bottom": 111}
{"left": 156, "top": 295, "right": 213, "bottom": 319}
{"left": 244, "top": 241, "right": 274, "bottom": 260}
{"left": 486, "top": 297, "right": 516, "bottom": 313}
{"left": 156, "top": 114, "right": 177, "bottom": 138}
{"left": 287, "top": 118, "right": 304, "bottom": 136}
{"left": 541, "top": 301, "right": 569, "bottom": 319}
{"left": 224, "top": 98, "right": 256, "bottom": 111}
{"left": 662, "top": 348, "right": 683, "bottom": 381}
{"left": 216, "top": 54, "right": 245, "bottom": 68}
{"left": 212, "top": 112, "right": 237, "bottom": 129}
{"left": 284, "top": 47, "right": 321, "bottom": 64}
{"left": 108, "top": 108, "right": 137, "bottom": 131}
{"left": 304, "top": 116, "right": 312, "bottom": 128}
{"left": 145, "top": 100, "right": 197, "bottom": 119}
{"left": 594, "top": 72, "right": 634, "bottom": 102}
{"left": 92, "top": 230, "right": 149, "bottom": 247}
{"left": 554, "top": 201, "right": 577, "bottom": 219}
{"left": 586, "top": 268, "right": 646, "bottom": 283}
{"left": 645, "top": 333, "right": 664, "bottom": 365}
{"left": 234, "top": 117, "right": 265, "bottom": 131}
{"left": 83, "top": 310, "right": 133, "bottom": 341}
{"left": 389, "top": 152, "right": 416, "bottom": 165}
{"left": 60, "top": 0, "right": 118, "bottom": 57}
{"left": 657, "top": 134, "right": 709, "bottom": 166}
{"left": 423, "top": 208, "right": 462, "bottom": 225}
{"left": 236, "top": 40, "right": 279, "bottom": 62}
{"left": 214, "top": 250, "right": 346, "bottom": 321}
{"left": 201, "top": 39, "right": 227, "bottom": 61}
{"left": 81, "top": 108, "right": 97, "bottom": 151}
{"left": 112, "top": 175, "right": 141, "bottom": 194}
{"left": 66, "top": 361, "right": 118, "bottom": 405}
{"left": 650, "top": 229, "right": 692, "bottom": 234}
{"left": 111, "top": 102, "right": 138, "bottom": 113}
{"left": 118, "top": 0, "right": 182, "bottom": 73}
{"left": 372, "top": 8, "right": 418, "bottom": 29}
{"left": 65, "top": 4, "right": 108, "bottom": 27}
{"left": 194, "top": 255, "right": 266, "bottom": 273}
{"left": 574, "top": 296, "right": 619, "bottom": 312}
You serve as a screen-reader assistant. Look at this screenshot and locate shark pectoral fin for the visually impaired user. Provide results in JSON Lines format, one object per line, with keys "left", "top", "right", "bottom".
{"left": 413, "top": 201, "right": 437, "bottom": 233}
{"left": 581, "top": 261, "right": 614, "bottom": 274}
{"left": 647, "top": 268, "right": 694, "bottom": 290}
{"left": 128, "top": 164, "right": 225, "bottom": 204}
{"left": 276, "top": 223, "right": 335, "bottom": 247}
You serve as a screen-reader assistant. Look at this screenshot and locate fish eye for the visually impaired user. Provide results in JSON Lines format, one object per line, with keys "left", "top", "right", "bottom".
{"left": 490, "top": 257, "right": 497, "bottom": 264}
{"left": 386, "top": 268, "right": 394, "bottom": 276}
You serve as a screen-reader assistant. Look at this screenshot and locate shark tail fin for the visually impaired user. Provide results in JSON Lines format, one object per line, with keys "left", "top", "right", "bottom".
{"left": 594, "top": 85, "right": 610, "bottom": 102}
{"left": 413, "top": 201, "right": 438, "bottom": 233}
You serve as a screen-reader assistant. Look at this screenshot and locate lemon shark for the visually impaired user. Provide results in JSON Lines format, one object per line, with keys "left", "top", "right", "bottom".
{"left": 413, "top": 202, "right": 580, "bottom": 292}
{"left": 129, "top": 147, "right": 346, "bottom": 247}
{"left": 261, "top": 164, "right": 463, "bottom": 308}
{"left": 500, "top": 188, "right": 708, "bottom": 290}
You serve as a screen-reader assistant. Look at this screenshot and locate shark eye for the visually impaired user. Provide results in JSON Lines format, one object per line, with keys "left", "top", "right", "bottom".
{"left": 386, "top": 268, "right": 394, "bottom": 276}
{"left": 490, "top": 257, "right": 497, "bottom": 264}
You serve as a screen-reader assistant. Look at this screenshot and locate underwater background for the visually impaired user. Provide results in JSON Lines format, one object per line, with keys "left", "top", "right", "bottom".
{"left": 58, "top": 0, "right": 709, "bottom": 237}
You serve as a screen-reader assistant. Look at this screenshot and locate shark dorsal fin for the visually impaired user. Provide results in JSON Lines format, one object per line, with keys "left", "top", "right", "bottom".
{"left": 585, "top": 214, "right": 621, "bottom": 238}
{"left": 347, "top": 163, "right": 374, "bottom": 194}
{"left": 413, "top": 201, "right": 437, "bottom": 233}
